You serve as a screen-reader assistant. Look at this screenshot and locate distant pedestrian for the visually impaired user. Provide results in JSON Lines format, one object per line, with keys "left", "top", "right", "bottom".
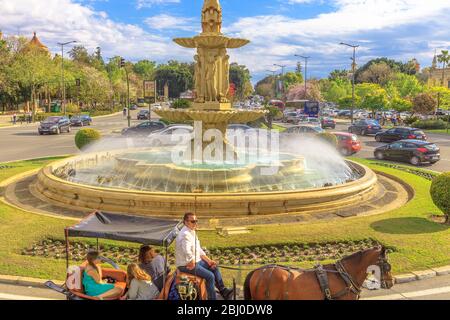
{"left": 391, "top": 117, "right": 397, "bottom": 126}
{"left": 381, "top": 115, "right": 386, "bottom": 126}
{"left": 27, "top": 112, "right": 32, "bottom": 124}
{"left": 12, "top": 113, "right": 17, "bottom": 125}
{"left": 123, "top": 108, "right": 127, "bottom": 118}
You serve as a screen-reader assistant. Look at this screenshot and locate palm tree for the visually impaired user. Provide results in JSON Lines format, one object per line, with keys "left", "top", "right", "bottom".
{"left": 437, "top": 50, "right": 450, "bottom": 87}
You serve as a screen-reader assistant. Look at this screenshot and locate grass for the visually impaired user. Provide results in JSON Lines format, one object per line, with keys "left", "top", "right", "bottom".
{"left": 0, "top": 157, "right": 448, "bottom": 284}
{"left": 425, "top": 129, "right": 450, "bottom": 135}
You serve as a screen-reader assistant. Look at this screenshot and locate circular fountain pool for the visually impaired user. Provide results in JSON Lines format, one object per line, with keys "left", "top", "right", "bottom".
{"left": 35, "top": 146, "right": 378, "bottom": 218}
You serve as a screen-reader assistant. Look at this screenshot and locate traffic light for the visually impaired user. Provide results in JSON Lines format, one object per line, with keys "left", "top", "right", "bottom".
{"left": 119, "top": 58, "right": 125, "bottom": 68}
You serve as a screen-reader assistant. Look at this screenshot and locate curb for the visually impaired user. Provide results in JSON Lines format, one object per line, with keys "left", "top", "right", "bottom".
{"left": 0, "top": 275, "right": 63, "bottom": 288}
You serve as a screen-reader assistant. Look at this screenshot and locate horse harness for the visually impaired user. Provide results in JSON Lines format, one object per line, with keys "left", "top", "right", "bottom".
{"left": 315, "top": 261, "right": 361, "bottom": 300}
{"left": 253, "top": 262, "right": 361, "bottom": 300}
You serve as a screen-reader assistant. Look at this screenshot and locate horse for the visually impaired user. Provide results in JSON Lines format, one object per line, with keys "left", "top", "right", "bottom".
{"left": 243, "top": 246, "right": 394, "bottom": 300}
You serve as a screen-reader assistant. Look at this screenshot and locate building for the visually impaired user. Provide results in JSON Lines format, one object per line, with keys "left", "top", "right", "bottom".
{"left": 23, "top": 32, "right": 51, "bottom": 56}
{"left": 428, "top": 51, "right": 450, "bottom": 89}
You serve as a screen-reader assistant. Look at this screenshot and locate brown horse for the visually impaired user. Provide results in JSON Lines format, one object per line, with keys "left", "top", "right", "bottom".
{"left": 244, "top": 246, "right": 394, "bottom": 300}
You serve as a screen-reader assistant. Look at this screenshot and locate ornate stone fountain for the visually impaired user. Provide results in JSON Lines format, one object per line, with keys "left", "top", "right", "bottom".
{"left": 32, "top": 0, "right": 380, "bottom": 219}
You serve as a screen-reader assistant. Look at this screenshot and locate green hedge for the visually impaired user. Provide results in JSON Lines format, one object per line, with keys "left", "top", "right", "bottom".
{"left": 75, "top": 128, "right": 101, "bottom": 150}
{"left": 430, "top": 172, "right": 450, "bottom": 223}
{"left": 412, "top": 119, "right": 447, "bottom": 130}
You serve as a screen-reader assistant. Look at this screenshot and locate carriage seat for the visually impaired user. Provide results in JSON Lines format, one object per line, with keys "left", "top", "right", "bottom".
{"left": 66, "top": 266, "right": 127, "bottom": 300}
{"left": 158, "top": 271, "right": 208, "bottom": 300}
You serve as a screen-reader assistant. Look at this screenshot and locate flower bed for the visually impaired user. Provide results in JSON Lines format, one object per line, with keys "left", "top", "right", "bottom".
{"left": 372, "top": 162, "right": 439, "bottom": 181}
{"left": 22, "top": 238, "right": 393, "bottom": 266}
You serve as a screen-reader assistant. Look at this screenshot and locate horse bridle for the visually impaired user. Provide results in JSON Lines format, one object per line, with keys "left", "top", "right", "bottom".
{"left": 376, "top": 251, "right": 392, "bottom": 289}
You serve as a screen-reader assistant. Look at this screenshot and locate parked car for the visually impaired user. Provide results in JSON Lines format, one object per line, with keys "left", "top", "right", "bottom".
{"left": 137, "top": 110, "right": 150, "bottom": 120}
{"left": 147, "top": 125, "right": 194, "bottom": 147}
{"left": 305, "top": 117, "right": 320, "bottom": 126}
{"left": 374, "top": 140, "right": 440, "bottom": 166}
{"left": 375, "top": 127, "right": 427, "bottom": 143}
{"left": 348, "top": 119, "right": 382, "bottom": 136}
{"left": 332, "top": 132, "right": 362, "bottom": 156}
{"left": 227, "top": 124, "right": 254, "bottom": 131}
{"left": 321, "top": 117, "right": 336, "bottom": 129}
{"left": 284, "top": 125, "right": 324, "bottom": 136}
{"left": 39, "top": 116, "right": 71, "bottom": 135}
{"left": 338, "top": 110, "right": 351, "bottom": 118}
{"left": 70, "top": 115, "right": 92, "bottom": 127}
{"left": 129, "top": 104, "right": 139, "bottom": 110}
{"left": 121, "top": 121, "right": 166, "bottom": 137}
{"left": 282, "top": 112, "right": 301, "bottom": 124}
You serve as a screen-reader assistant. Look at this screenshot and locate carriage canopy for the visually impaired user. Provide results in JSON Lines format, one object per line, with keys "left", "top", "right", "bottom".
{"left": 66, "top": 211, "right": 183, "bottom": 247}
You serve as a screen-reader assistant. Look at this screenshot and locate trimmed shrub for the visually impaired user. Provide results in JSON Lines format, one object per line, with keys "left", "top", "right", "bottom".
{"left": 75, "top": 128, "right": 101, "bottom": 150}
{"left": 430, "top": 172, "right": 450, "bottom": 224}
{"left": 172, "top": 99, "right": 192, "bottom": 109}
{"left": 412, "top": 119, "right": 447, "bottom": 130}
{"left": 404, "top": 116, "right": 419, "bottom": 126}
{"left": 317, "top": 132, "right": 338, "bottom": 148}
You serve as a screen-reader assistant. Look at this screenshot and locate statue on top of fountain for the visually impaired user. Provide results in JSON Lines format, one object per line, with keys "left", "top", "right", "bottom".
{"left": 173, "top": 0, "right": 249, "bottom": 110}
{"left": 202, "top": 0, "right": 222, "bottom": 34}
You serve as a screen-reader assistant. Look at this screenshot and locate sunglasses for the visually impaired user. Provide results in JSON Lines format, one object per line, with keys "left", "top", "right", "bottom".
{"left": 189, "top": 220, "right": 199, "bottom": 224}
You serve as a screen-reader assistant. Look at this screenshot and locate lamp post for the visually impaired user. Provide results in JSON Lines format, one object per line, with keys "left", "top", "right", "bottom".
{"left": 119, "top": 57, "right": 131, "bottom": 127}
{"left": 57, "top": 41, "right": 77, "bottom": 116}
{"left": 339, "top": 42, "right": 359, "bottom": 124}
{"left": 295, "top": 55, "right": 310, "bottom": 99}
{"left": 273, "top": 64, "right": 287, "bottom": 98}
{"left": 266, "top": 70, "right": 277, "bottom": 98}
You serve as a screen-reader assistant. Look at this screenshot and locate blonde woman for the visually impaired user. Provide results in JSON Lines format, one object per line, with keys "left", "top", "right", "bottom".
{"left": 125, "top": 263, "right": 160, "bottom": 300}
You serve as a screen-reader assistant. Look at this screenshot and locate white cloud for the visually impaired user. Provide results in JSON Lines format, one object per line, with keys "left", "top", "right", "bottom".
{"left": 224, "top": 0, "right": 450, "bottom": 78}
{"left": 144, "top": 14, "right": 196, "bottom": 31}
{"left": 136, "top": 0, "right": 180, "bottom": 9}
{"left": 0, "top": 0, "right": 191, "bottom": 62}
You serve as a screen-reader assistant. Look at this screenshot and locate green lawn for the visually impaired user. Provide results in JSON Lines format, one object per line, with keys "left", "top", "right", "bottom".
{"left": 0, "top": 157, "right": 448, "bottom": 283}
{"left": 426, "top": 129, "right": 450, "bottom": 135}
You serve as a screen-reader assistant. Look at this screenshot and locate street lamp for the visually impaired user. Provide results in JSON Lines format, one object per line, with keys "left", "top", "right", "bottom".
{"left": 57, "top": 40, "right": 78, "bottom": 116}
{"left": 339, "top": 42, "right": 359, "bottom": 125}
{"left": 266, "top": 70, "right": 277, "bottom": 98}
{"left": 273, "top": 64, "right": 287, "bottom": 98}
{"left": 295, "top": 55, "right": 310, "bottom": 99}
{"left": 118, "top": 57, "right": 131, "bottom": 128}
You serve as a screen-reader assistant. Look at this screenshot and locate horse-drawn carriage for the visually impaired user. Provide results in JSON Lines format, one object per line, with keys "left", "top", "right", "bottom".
{"left": 45, "top": 211, "right": 210, "bottom": 301}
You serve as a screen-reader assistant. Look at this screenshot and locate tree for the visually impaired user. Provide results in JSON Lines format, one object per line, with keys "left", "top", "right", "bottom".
{"left": 437, "top": 50, "right": 450, "bottom": 86}
{"left": 154, "top": 62, "right": 193, "bottom": 99}
{"left": 361, "top": 91, "right": 388, "bottom": 115}
{"left": 133, "top": 60, "right": 156, "bottom": 79}
{"left": 69, "top": 46, "right": 91, "bottom": 65}
{"left": 390, "top": 97, "right": 412, "bottom": 112}
{"left": 286, "top": 81, "right": 323, "bottom": 102}
{"left": 328, "top": 69, "right": 349, "bottom": 81}
{"left": 263, "top": 105, "right": 281, "bottom": 129}
{"left": 338, "top": 95, "right": 361, "bottom": 110}
{"left": 390, "top": 73, "right": 423, "bottom": 98}
{"left": 358, "top": 62, "right": 394, "bottom": 86}
{"left": 412, "top": 93, "right": 437, "bottom": 115}
{"left": 281, "top": 72, "right": 303, "bottom": 91}
{"left": 321, "top": 78, "right": 351, "bottom": 103}
{"left": 230, "top": 63, "right": 252, "bottom": 100}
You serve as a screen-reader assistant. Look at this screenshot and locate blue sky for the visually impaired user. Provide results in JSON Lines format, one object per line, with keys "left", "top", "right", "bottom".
{"left": 1, "top": 0, "right": 450, "bottom": 83}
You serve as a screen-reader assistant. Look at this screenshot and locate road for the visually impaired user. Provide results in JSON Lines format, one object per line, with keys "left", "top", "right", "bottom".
{"left": 1, "top": 273, "right": 450, "bottom": 300}
{"left": 333, "top": 122, "right": 450, "bottom": 172}
{"left": 0, "top": 109, "right": 150, "bottom": 163}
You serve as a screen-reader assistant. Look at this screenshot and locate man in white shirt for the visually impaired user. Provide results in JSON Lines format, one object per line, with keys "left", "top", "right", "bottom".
{"left": 176, "top": 212, "right": 233, "bottom": 300}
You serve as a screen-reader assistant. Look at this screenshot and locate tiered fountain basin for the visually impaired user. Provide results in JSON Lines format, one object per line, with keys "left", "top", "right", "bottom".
{"left": 34, "top": 149, "right": 378, "bottom": 218}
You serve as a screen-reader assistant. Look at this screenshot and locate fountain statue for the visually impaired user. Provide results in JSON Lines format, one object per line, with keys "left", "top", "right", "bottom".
{"left": 155, "top": 0, "right": 267, "bottom": 155}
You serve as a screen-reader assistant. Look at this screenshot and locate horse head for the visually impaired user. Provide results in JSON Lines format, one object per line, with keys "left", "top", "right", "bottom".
{"left": 375, "top": 245, "right": 394, "bottom": 289}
